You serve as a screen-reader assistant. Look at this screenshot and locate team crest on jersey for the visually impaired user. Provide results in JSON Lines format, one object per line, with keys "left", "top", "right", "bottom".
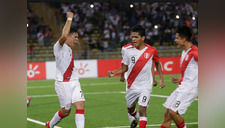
{"left": 185, "top": 55, "right": 189, "bottom": 61}
{"left": 144, "top": 53, "right": 150, "bottom": 59}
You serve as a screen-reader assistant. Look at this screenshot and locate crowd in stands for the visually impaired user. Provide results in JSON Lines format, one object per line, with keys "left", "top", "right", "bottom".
{"left": 27, "top": 4, "right": 53, "bottom": 47}
{"left": 28, "top": 2, "right": 198, "bottom": 52}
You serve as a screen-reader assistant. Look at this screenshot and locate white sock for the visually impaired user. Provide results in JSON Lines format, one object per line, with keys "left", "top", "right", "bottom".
{"left": 128, "top": 113, "right": 135, "bottom": 124}
{"left": 130, "top": 109, "right": 140, "bottom": 120}
{"left": 75, "top": 109, "right": 85, "bottom": 128}
{"left": 139, "top": 117, "right": 147, "bottom": 121}
{"left": 183, "top": 125, "right": 187, "bottom": 128}
{"left": 49, "top": 110, "right": 64, "bottom": 128}
{"left": 134, "top": 112, "right": 140, "bottom": 120}
{"left": 75, "top": 114, "right": 85, "bottom": 128}
{"left": 128, "top": 109, "right": 140, "bottom": 124}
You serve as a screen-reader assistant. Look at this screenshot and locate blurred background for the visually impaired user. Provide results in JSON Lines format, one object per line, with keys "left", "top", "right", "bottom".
{"left": 27, "top": 1, "right": 198, "bottom": 62}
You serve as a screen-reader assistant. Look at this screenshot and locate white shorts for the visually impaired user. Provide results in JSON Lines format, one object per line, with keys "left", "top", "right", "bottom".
{"left": 55, "top": 80, "right": 85, "bottom": 109}
{"left": 163, "top": 89, "right": 198, "bottom": 115}
{"left": 126, "top": 89, "right": 152, "bottom": 108}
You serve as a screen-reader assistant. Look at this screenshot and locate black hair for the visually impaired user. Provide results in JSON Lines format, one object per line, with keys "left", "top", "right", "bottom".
{"left": 130, "top": 24, "right": 145, "bottom": 37}
{"left": 176, "top": 26, "right": 192, "bottom": 41}
{"left": 69, "top": 27, "right": 78, "bottom": 34}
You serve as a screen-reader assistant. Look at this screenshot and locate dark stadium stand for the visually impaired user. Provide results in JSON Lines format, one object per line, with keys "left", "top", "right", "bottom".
{"left": 27, "top": 2, "right": 197, "bottom": 62}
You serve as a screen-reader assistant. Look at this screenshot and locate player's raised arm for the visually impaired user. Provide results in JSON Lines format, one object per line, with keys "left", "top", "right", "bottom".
{"left": 58, "top": 12, "right": 74, "bottom": 46}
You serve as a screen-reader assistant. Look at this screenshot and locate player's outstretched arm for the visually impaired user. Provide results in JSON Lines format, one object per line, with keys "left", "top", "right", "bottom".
{"left": 58, "top": 12, "right": 74, "bottom": 46}
{"left": 108, "top": 65, "right": 128, "bottom": 78}
{"left": 120, "top": 63, "right": 125, "bottom": 82}
{"left": 155, "top": 61, "right": 165, "bottom": 88}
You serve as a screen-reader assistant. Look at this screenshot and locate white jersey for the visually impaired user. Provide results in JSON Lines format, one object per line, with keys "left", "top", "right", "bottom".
{"left": 121, "top": 43, "right": 134, "bottom": 79}
{"left": 122, "top": 46, "right": 159, "bottom": 91}
{"left": 121, "top": 43, "right": 134, "bottom": 58}
{"left": 177, "top": 45, "right": 198, "bottom": 92}
{"left": 53, "top": 41, "right": 79, "bottom": 82}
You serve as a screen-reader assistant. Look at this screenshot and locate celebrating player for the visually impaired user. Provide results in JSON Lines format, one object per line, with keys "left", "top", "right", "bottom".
{"left": 160, "top": 26, "right": 198, "bottom": 128}
{"left": 46, "top": 12, "right": 85, "bottom": 128}
{"left": 108, "top": 24, "right": 165, "bottom": 128}
{"left": 120, "top": 32, "right": 161, "bottom": 128}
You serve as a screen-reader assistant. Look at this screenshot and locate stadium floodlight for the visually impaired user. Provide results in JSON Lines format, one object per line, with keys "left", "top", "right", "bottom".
{"left": 176, "top": 15, "right": 180, "bottom": 19}
{"left": 154, "top": 25, "right": 158, "bottom": 29}
{"left": 130, "top": 4, "right": 134, "bottom": 8}
{"left": 90, "top": 4, "right": 94, "bottom": 8}
{"left": 192, "top": 16, "right": 196, "bottom": 20}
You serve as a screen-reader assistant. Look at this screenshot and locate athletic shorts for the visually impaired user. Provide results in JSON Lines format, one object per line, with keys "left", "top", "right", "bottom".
{"left": 126, "top": 89, "right": 152, "bottom": 108}
{"left": 55, "top": 80, "right": 85, "bottom": 109}
{"left": 163, "top": 89, "right": 198, "bottom": 115}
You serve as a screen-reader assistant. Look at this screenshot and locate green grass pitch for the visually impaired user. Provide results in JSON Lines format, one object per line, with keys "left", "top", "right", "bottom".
{"left": 27, "top": 74, "right": 198, "bottom": 128}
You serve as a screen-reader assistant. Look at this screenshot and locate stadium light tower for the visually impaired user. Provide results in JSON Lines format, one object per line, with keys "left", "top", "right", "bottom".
{"left": 154, "top": 25, "right": 158, "bottom": 29}
{"left": 90, "top": 3, "right": 94, "bottom": 8}
{"left": 176, "top": 15, "right": 180, "bottom": 19}
{"left": 130, "top": 4, "right": 134, "bottom": 8}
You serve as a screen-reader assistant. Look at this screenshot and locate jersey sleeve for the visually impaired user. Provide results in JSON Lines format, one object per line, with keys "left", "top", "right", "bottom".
{"left": 53, "top": 40, "right": 62, "bottom": 56}
{"left": 153, "top": 48, "right": 159, "bottom": 62}
{"left": 193, "top": 50, "right": 198, "bottom": 62}
{"left": 121, "top": 47, "right": 125, "bottom": 58}
{"left": 121, "top": 50, "right": 129, "bottom": 65}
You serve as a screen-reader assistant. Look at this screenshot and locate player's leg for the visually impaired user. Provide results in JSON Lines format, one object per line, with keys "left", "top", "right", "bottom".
{"left": 127, "top": 104, "right": 139, "bottom": 128}
{"left": 137, "top": 90, "right": 150, "bottom": 128}
{"left": 138, "top": 105, "right": 147, "bottom": 128}
{"left": 126, "top": 89, "right": 140, "bottom": 128}
{"left": 168, "top": 109, "right": 186, "bottom": 128}
{"left": 128, "top": 104, "right": 139, "bottom": 120}
{"left": 72, "top": 80, "right": 85, "bottom": 128}
{"left": 73, "top": 101, "right": 85, "bottom": 128}
{"left": 160, "top": 109, "right": 172, "bottom": 128}
{"left": 162, "top": 89, "right": 197, "bottom": 128}
{"left": 161, "top": 90, "right": 180, "bottom": 128}
{"left": 46, "top": 108, "right": 71, "bottom": 128}
{"left": 46, "top": 81, "right": 72, "bottom": 128}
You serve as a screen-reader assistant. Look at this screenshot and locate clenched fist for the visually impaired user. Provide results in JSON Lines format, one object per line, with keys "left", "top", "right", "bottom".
{"left": 67, "top": 12, "right": 73, "bottom": 18}
{"left": 171, "top": 77, "right": 180, "bottom": 83}
{"left": 108, "top": 71, "right": 115, "bottom": 78}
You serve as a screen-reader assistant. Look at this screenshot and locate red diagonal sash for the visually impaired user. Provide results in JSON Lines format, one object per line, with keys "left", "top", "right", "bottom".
{"left": 63, "top": 53, "right": 74, "bottom": 82}
{"left": 127, "top": 48, "right": 153, "bottom": 89}
{"left": 178, "top": 49, "right": 193, "bottom": 85}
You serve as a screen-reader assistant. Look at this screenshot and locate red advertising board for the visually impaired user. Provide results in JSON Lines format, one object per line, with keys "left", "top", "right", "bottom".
{"left": 97, "top": 57, "right": 181, "bottom": 77}
{"left": 155, "top": 57, "right": 181, "bottom": 74}
{"left": 97, "top": 59, "right": 122, "bottom": 77}
{"left": 27, "top": 62, "right": 46, "bottom": 80}
{"left": 27, "top": 57, "right": 181, "bottom": 80}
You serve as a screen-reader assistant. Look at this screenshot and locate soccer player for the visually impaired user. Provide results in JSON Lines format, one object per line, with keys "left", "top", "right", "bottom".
{"left": 120, "top": 37, "right": 160, "bottom": 128}
{"left": 160, "top": 26, "right": 198, "bottom": 128}
{"left": 121, "top": 42, "right": 158, "bottom": 85}
{"left": 108, "top": 24, "right": 165, "bottom": 128}
{"left": 46, "top": 12, "right": 85, "bottom": 128}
